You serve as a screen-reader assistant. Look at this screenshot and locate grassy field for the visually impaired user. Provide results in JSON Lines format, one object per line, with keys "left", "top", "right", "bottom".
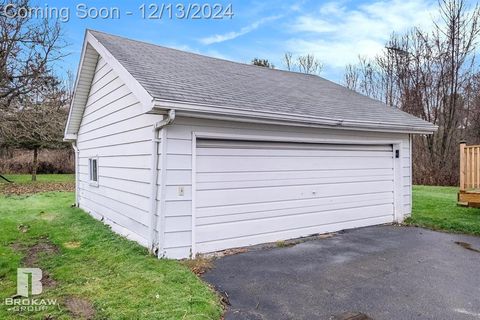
{"left": 407, "top": 185, "right": 480, "bottom": 235}
{"left": 0, "top": 191, "right": 222, "bottom": 319}
{"left": 1, "top": 175, "right": 478, "bottom": 319}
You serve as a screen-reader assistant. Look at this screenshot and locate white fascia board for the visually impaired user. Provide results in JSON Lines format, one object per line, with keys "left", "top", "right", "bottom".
{"left": 153, "top": 99, "right": 438, "bottom": 135}
{"left": 86, "top": 31, "right": 155, "bottom": 113}
{"left": 64, "top": 31, "right": 90, "bottom": 141}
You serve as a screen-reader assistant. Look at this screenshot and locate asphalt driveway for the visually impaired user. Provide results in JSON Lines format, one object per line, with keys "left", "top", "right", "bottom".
{"left": 203, "top": 226, "right": 480, "bottom": 320}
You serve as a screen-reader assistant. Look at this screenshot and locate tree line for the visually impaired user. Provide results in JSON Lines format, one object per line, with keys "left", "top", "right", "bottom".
{"left": 343, "top": 0, "right": 480, "bottom": 185}
{"left": 253, "top": 0, "right": 480, "bottom": 186}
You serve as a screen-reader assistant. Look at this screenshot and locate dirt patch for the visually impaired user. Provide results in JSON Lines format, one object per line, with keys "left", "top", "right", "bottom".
{"left": 455, "top": 241, "right": 480, "bottom": 253}
{"left": 11, "top": 237, "right": 60, "bottom": 266}
{"left": 64, "top": 296, "right": 96, "bottom": 319}
{"left": 24, "top": 239, "right": 60, "bottom": 266}
{"left": 0, "top": 182, "right": 74, "bottom": 195}
{"left": 41, "top": 272, "right": 58, "bottom": 289}
{"left": 182, "top": 256, "right": 214, "bottom": 275}
{"left": 10, "top": 237, "right": 61, "bottom": 289}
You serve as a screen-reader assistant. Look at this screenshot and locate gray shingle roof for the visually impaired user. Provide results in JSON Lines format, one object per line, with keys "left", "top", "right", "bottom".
{"left": 90, "top": 30, "right": 435, "bottom": 132}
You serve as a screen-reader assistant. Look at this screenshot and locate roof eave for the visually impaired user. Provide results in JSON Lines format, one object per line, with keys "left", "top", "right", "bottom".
{"left": 152, "top": 99, "right": 437, "bottom": 135}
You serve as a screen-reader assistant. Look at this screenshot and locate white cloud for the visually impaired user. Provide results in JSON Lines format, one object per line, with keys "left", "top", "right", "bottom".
{"left": 200, "top": 15, "right": 282, "bottom": 45}
{"left": 287, "top": 0, "right": 438, "bottom": 69}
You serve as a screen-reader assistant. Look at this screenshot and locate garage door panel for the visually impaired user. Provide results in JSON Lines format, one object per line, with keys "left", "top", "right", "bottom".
{"left": 197, "top": 156, "right": 393, "bottom": 173}
{"left": 196, "top": 192, "right": 395, "bottom": 218}
{"left": 195, "top": 139, "right": 395, "bottom": 253}
{"left": 196, "top": 168, "right": 394, "bottom": 183}
{"left": 196, "top": 204, "right": 394, "bottom": 244}
{"left": 197, "top": 196, "right": 394, "bottom": 226}
{"left": 197, "top": 174, "right": 393, "bottom": 191}
{"left": 196, "top": 180, "right": 394, "bottom": 208}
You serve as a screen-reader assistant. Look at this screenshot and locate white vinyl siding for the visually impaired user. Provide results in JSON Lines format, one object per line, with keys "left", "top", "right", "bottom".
{"left": 158, "top": 117, "right": 412, "bottom": 258}
{"left": 76, "top": 56, "right": 162, "bottom": 247}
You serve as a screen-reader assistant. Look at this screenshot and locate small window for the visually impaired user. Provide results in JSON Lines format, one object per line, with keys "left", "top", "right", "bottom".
{"left": 89, "top": 157, "right": 98, "bottom": 186}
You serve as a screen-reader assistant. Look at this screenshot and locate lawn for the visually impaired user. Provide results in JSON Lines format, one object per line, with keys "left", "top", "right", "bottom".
{"left": 0, "top": 177, "right": 478, "bottom": 319}
{"left": 0, "top": 191, "right": 222, "bottom": 319}
{"left": 407, "top": 185, "right": 480, "bottom": 235}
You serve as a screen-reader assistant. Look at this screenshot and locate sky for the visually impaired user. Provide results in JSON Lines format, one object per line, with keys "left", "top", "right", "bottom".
{"left": 28, "top": 0, "right": 444, "bottom": 83}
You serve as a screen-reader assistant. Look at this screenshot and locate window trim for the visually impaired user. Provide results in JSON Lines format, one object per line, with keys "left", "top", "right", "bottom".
{"left": 88, "top": 156, "right": 99, "bottom": 187}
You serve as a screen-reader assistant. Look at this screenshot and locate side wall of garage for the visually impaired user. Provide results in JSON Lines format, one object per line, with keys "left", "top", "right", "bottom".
{"left": 76, "top": 56, "right": 163, "bottom": 247}
{"left": 160, "top": 116, "right": 412, "bottom": 258}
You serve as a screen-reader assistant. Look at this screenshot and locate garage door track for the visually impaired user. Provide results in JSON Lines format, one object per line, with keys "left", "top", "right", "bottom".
{"left": 202, "top": 226, "right": 480, "bottom": 320}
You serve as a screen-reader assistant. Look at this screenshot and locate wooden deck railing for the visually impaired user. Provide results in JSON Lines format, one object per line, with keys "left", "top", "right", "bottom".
{"left": 459, "top": 142, "right": 480, "bottom": 191}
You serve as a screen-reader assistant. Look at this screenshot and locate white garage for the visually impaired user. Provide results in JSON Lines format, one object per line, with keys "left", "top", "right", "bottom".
{"left": 195, "top": 140, "right": 396, "bottom": 253}
{"left": 64, "top": 30, "right": 437, "bottom": 259}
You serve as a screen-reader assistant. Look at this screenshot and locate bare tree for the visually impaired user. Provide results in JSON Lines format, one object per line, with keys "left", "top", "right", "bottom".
{"left": 344, "top": 63, "right": 359, "bottom": 91}
{"left": 344, "top": 55, "right": 385, "bottom": 101}
{"left": 282, "top": 52, "right": 323, "bottom": 74}
{"left": 0, "top": 0, "right": 67, "bottom": 111}
{"left": 297, "top": 54, "right": 323, "bottom": 75}
{"left": 0, "top": 0, "right": 69, "bottom": 180}
{"left": 343, "top": 0, "right": 480, "bottom": 185}
{"left": 283, "top": 52, "right": 294, "bottom": 71}
{"left": 0, "top": 84, "right": 70, "bottom": 180}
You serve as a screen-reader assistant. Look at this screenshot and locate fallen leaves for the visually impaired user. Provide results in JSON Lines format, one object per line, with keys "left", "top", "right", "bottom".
{"left": 181, "top": 256, "right": 214, "bottom": 276}
{"left": 0, "top": 182, "right": 74, "bottom": 195}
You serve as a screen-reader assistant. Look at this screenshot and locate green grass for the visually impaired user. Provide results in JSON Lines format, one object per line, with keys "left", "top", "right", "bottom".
{"left": 0, "top": 192, "right": 222, "bottom": 319}
{"left": 0, "top": 174, "right": 74, "bottom": 184}
{"left": 1, "top": 182, "right": 475, "bottom": 319}
{"left": 407, "top": 185, "right": 480, "bottom": 235}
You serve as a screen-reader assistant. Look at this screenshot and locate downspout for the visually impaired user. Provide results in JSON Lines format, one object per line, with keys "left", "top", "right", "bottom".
{"left": 148, "top": 109, "right": 176, "bottom": 254}
{"left": 71, "top": 142, "right": 79, "bottom": 206}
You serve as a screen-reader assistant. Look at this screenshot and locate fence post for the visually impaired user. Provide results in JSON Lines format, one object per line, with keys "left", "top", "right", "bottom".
{"left": 460, "top": 141, "right": 466, "bottom": 191}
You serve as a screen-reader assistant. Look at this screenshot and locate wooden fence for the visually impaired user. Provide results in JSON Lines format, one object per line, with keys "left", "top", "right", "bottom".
{"left": 459, "top": 143, "right": 480, "bottom": 191}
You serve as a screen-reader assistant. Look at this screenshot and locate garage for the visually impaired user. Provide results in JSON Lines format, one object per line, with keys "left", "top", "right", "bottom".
{"left": 66, "top": 30, "right": 437, "bottom": 258}
{"left": 195, "top": 139, "right": 397, "bottom": 253}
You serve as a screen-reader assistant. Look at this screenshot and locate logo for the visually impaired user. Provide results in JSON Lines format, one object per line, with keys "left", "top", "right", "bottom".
{"left": 3, "top": 268, "right": 57, "bottom": 313}
{"left": 17, "top": 268, "right": 43, "bottom": 297}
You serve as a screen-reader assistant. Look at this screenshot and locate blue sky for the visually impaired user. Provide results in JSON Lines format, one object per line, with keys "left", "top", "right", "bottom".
{"left": 32, "top": 0, "right": 442, "bottom": 83}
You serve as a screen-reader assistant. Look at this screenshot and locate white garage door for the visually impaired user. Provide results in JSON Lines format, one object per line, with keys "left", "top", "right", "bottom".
{"left": 195, "top": 139, "right": 395, "bottom": 253}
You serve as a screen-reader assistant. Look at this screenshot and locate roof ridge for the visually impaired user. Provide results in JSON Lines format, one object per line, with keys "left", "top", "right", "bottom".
{"left": 87, "top": 29, "right": 320, "bottom": 78}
